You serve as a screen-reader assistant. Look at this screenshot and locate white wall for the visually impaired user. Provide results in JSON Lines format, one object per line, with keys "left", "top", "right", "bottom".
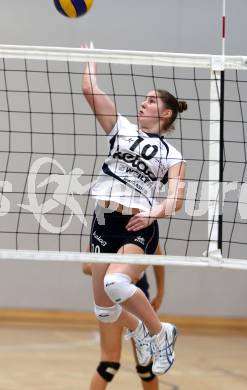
{"left": 0, "top": 260, "right": 246, "bottom": 317}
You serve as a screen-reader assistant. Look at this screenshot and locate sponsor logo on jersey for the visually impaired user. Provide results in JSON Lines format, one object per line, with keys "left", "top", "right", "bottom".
{"left": 112, "top": 150, "right": 156, "bottom": 181}
{"left": 93, "top": 231, "right": 107, "bottom": 247}
{"left": 134, "top": 236, "right": 145, "bottom": 245}
{"left": 125, "top": 166, "right": 151, "bottom": 184}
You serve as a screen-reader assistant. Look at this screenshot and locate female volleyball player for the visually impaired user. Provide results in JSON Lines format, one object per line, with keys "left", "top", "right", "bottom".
{"left": 82, "top": 53, "right": 186, "bottom": 376}
{"left": 82, "top": 245, "right": 164, "bottom": 389}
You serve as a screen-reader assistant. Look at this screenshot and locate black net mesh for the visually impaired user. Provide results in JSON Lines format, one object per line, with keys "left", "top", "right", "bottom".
{"left": 0, "top": 56, "right": 246, "bottom": 260}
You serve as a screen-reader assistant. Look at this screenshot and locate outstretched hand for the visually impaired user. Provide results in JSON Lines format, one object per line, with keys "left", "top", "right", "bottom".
{"left": 81, "top": 42, "right": 96, "bottom": 73}
{"left": 81, "top": 41, "right": 94, "bottom": 49}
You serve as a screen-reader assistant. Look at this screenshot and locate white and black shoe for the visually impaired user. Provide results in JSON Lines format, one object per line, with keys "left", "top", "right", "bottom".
{"left": 125, "top": 320, "right": 152, "bottom": 366}
{"left": 151, "top": 322, "right": 177, "bottom": 375}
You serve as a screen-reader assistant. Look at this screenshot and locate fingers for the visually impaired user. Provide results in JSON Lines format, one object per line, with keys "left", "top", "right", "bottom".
{"left": 126, "top": 215, "right": 137, "bottom": 230}
{"left": 81, "top": 42, "right": 94, "bottom": 49}
{"left": 129, "top": 224, "right": 144, "bottom": 232}
{"left": 81, "top": 41, "right": 96, "bottom": 69}
{"left": 126, "top": 215, "right": 144, "bottom": 231}
{"left": 126, "top": 213, "right": 154, "bottom": 231}
{"left": 126, "top": 217, "right": 149, "bottom": 232}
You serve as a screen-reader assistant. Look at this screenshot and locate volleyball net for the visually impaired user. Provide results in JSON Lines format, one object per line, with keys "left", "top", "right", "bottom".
{"left": 0, "top": 45, "right": 247, "bottom": 269}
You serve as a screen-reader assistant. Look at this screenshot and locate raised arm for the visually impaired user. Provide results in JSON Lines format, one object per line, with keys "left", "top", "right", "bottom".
{"left": 82, "top": 47, "right": 117, "bottom": 134}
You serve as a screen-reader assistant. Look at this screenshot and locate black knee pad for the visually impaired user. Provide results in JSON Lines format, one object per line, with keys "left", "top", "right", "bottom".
{"left": 97, "top": 361, "right": 120, "bottom": 382}
{"left": 136, "top": 362, "right": 156, "bottom": 382}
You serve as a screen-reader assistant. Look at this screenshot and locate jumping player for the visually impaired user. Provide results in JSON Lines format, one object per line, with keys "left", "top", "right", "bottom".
{"left": 82, "top": 49, "right": 186, "bottom": 376}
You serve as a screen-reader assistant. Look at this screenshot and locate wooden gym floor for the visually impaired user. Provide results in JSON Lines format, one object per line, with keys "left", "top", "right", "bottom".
{"left": 0, "top": 310, "right": 247, "bottom": 390}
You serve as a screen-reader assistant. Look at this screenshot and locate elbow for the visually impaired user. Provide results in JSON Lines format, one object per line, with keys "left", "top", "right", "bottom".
{"left": 82, "top": 85, "right": 95, "bottom": 107}
{"left": 175, "top": 199, "right": 183, "bottom": 211}
{"left": 81, "top": 262, "right": 92, "bottom": 276}
{"left": 82, "top": 84, "right": 92, "bottom": 96}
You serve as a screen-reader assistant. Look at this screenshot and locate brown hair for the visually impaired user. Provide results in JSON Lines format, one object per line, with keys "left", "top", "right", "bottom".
{"left": 156, "top": 89, "right": 188, "bottom": 131}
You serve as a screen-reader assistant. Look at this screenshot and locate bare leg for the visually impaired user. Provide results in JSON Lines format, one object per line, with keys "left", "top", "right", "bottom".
{"left": 106, "top": 244, "right": 162, "bottom": 335}
{"left": 90, "top": 322, "right": 123, "bottom": 390}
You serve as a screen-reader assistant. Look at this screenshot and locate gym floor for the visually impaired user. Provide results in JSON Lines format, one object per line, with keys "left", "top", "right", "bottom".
{"left": 0, "top": 315, "right": 247, "bottom": 390}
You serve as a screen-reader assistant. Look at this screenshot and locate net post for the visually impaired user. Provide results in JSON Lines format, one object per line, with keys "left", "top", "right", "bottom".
{"left": 206, "top": 0, "right": 226, "bottom": 260}
{"left": 217, "top": 0, "right": 226, "bottom": 256}
{"left": 218, "top": 70, "right": 225, "bottom": 254}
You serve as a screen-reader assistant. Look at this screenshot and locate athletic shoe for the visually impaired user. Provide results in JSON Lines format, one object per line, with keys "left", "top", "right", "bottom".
{"left": 125, "top": 320, "right": 152, "bottom": 366}
{"left": 151, "top": 322, "right": 177, "bottom": 375}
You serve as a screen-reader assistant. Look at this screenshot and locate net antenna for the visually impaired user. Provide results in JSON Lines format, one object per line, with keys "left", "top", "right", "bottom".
{"left": 0, "top": 44, "right": 247, "bottom": 270}
{"left": 206, "top": 0, "right": 227, "bottom": 259}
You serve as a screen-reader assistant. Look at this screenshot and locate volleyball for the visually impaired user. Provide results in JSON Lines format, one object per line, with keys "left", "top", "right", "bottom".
{"left": 53, "top": 0, "right": 94, "bottom": 18}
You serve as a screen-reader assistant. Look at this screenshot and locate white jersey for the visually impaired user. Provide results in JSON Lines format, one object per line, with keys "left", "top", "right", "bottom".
{"left": 92, "top": 115, "right": 183, "bottom": 211}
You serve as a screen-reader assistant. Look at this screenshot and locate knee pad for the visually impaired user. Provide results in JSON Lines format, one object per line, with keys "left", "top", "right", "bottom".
{"left": 136, "top": 363, "right": 156, "bottom": 382}
{"left": 97, "top": 361, "right": 120, "bottom": 382}
{"left": 104, "top": 273, "right": 137, "bottom": 303}
{"left": 94, "top": 303, "right": 122, "bottom": 323}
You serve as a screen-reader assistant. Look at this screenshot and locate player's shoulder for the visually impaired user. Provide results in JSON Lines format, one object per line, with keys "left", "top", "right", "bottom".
{"left": 109, "top": 114, "right": 137, "bottom": 137}
{"left": 160, "top": 137, "right": 182, "bottom": 157}
{"left": 118, "top": 114, "right": 134, "bottom": 125}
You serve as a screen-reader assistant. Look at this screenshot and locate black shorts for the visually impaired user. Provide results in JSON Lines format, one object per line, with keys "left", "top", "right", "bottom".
{"left": 136, "top": 273, "right": 150, "bottom": 300}
{"left": 90, "top": 205, "right": 159, "bottom": 255}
